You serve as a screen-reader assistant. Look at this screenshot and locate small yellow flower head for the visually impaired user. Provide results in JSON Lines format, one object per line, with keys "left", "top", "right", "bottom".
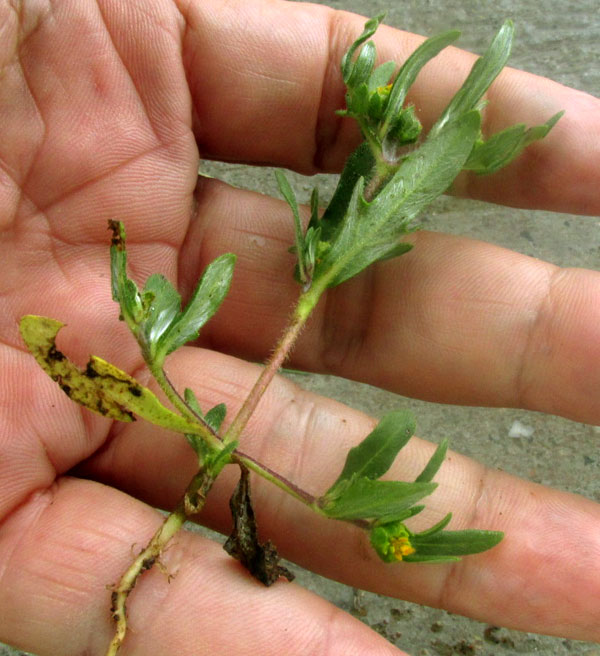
{"left": 389, "top": 535, "right": 416, "bottom": 560}
{"left": 376, "top": 83, "right": 393, "bottom": 97}
{"left": 370, "top": 521, "right": 416, "bottom": 563}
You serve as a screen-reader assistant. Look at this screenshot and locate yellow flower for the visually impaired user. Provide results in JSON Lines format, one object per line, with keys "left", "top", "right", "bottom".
{"left": 389, "top": 535, "right": 416, "bottom": 560}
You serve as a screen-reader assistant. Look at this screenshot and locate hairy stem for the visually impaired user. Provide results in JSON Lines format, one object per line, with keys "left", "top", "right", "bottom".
{"left": 223, "top": 291, "right": 319, "bottom": 445}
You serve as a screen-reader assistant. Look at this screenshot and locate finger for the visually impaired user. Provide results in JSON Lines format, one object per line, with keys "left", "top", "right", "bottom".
{"left": 182, "top": 181, "right": 600, "bottom": 425}
{"left": 181, "top": 0, "right": 600, "bottom": 214}
{"left": 1, "top": 0, "right": 196, "bottom": 242}
{"left": 82, "top": 346, "right": 600, "bottom": 642}
{"left": 0, "top": 477, "right": 404, "bottom": 656}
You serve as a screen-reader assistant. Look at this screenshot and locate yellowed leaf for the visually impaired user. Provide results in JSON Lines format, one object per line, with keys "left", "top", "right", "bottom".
{"left": 20, "top": 315, "right": 201, "bottom": 434}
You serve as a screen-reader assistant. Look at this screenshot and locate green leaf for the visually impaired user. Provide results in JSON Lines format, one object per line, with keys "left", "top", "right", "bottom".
{"left": 347, "top": 82, "right": 371, "bottom": 116}
{"left": 108, "top": 221, "right": 235, "bottom": 364}
{"left": 205, "top": 403, "right": 227, "bottom": 433}
{"left": 309, "top": 186, "right": 320, "bottom": 225}
{"left": 157, "top": 253, "right": 236, "bottom": 358}
{"left": 383, "top": 105, "right": 423, "bottom": 157}
{"left": 432, "top": 21, "right": 514, "bottom": 135}
{"left": 141, "top": 274, "right": 181, "bottom": 356}
{"left": 315, "top": 142, "right": 375, "bottom": 241}
{"left": 275, "top": 170, "right": 307, "bottom": 284}
{"left": 369, "top": 519, "right": 502, "bottom": 563}
{"left": 325, "top": 410, "right": 416, "bottom": 495}
{"left": 367, "top": 61, "right": 396, "bottom": 92}
{"left": 413, "top": 512, "right": 453, "bottom": 537}
{"left": 320, "top": 477, "right": 437, "bottom": 522}
{"left": 409, "top": 528, "right": 504, "bottom": 558}
{"left": 341, "top": 14, "right": 385, "bottom": 84}
{"left": 20, "top": 315, "right": 203, "bottom": 435}
{"left": 415, "top": 438, "right": 448, "bottom": 483}
{"left": 402, "top": 554, "right": 462, "bottom": 563}
{"left": 464, "top": 110, "right": 564, "bottom": 174}
{"left": 184, "top": 386, "right": 203, "bottom": 416}
{"left": 184, "top": 432, "right": 212, "bottom": 461}
{"left": 380, "top": 30, "right": 460, "bottom": 139}
{"left": 313, "top": 109, "right": 481, "bottom": 288}
{"left": 109, "top": 220, "right": 144, "bottom": 331}
{"left": 347, "top": 40, "right": 376, "bottom": 88}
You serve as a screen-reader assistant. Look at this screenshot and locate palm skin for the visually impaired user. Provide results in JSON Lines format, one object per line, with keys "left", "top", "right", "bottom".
{"left": 1, "top": 1, "right": 599, "bottom": 655}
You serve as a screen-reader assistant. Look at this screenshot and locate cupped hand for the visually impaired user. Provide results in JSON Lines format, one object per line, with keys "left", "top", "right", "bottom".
{"left": 1, "top": 1, "right": 599, "bottom": 655}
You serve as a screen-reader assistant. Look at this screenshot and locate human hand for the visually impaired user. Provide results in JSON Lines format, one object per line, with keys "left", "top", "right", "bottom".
{"left": 1, "top": 1, "right": 599, "bottom": 655}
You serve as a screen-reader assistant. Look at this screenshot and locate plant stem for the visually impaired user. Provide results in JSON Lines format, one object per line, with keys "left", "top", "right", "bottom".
{"left": 234, "top": 450, "right": 318, "bottom": 508}
{"left": 106, "top": 465, "right": 219, "bottom": 656}
{"left": 223, "top": 287, "right": 321, "bottom": 445}
{"left": 150, "top": 363, "right": 221, "bottom": 449}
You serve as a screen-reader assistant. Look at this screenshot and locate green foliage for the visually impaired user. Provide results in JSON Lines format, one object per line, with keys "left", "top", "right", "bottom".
{"left": 370, "top": 518, "right": 503, "bottom": 563}
{"left": 326, "top": 410, "right": 416, "bottom": 491}
{"left": 415, "top": 438, "right": 448, "bottom": 483}
{"left": 22, "top": 17, "right": 560, "bottom": 597}
{"left": 313, "top": 109, "right": 481, "bottom": 287}
{"left": 321, "top": 477, "right": 438, "bottom": 522}
{"left": 464, "top": 110, "right": 564, "bottom": 174}
{"left": 319, "top": 409, "right": 502, "bottom": 561}
{"left": 109, "top": 220, "right": 235, "bottom": 366}
{"left": 285, "top": 17, "right": 561, "bottom": 292}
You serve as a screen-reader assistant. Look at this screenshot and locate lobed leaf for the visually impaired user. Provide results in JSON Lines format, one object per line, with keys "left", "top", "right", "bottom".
{"left": 109, "top": 220, "right": 235, "bottom": 364}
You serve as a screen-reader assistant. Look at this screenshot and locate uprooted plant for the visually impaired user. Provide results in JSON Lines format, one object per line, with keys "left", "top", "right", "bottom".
{"left": 20, "top": 16, "right": 561, "bottom": 655}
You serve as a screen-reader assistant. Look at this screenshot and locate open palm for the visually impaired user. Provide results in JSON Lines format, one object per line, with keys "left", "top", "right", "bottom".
{"left": 1, "top": 1, "right": 599, "bottom": 655}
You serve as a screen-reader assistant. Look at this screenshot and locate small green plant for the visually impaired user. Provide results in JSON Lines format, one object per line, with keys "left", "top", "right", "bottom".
{"left": 20, "top": 16, "right": 561, "bottom": 655}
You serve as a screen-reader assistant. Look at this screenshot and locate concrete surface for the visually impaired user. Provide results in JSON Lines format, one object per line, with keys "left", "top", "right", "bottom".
{"left": 2, "top": 1, "right": 598, "bottom": 655}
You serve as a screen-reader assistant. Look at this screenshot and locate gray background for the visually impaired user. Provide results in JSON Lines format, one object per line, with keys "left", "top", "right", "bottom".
{"left": 3, "top": 1, "right": 598, "bottom": 655}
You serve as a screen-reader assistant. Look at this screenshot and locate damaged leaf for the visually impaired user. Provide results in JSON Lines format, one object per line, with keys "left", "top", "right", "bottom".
{"left": 224, "top": 466, "right": 294, "bottom": 586}
{"left": 19, "top": 314, "right": 203, "bottom": 434}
